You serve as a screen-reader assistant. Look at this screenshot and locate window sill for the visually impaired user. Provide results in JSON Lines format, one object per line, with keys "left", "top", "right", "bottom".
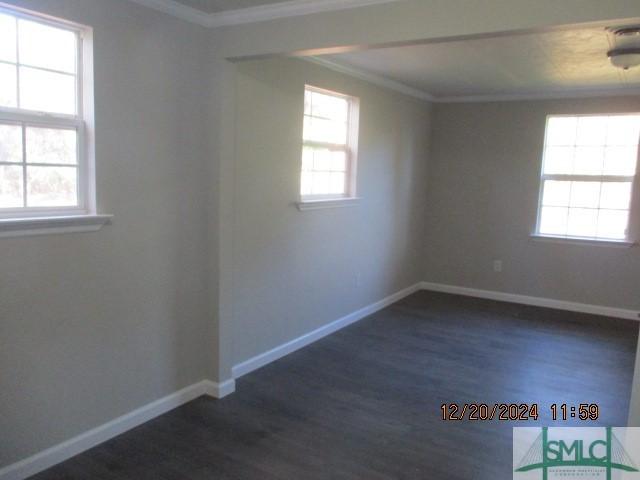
{"left": 0, "top": 214, "right": 113, "bottom": 238}
{"left": 530, "top": 233, "right": 636, "bottom": 248}
{"left": 296, "top": 197, "right": 361, "bottom": 211}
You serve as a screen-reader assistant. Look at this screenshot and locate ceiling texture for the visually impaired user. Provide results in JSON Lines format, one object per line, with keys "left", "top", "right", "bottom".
{"left": 157, "top": 1, "right": 640, "bottom": 101}
{"left": 173, "top": 0, "right": 294, "bottom": 13}
{"left": 322, "top": 24, "right": 640, "bottom": 101}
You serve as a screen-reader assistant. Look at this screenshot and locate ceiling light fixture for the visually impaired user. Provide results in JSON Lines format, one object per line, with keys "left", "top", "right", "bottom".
{"left": 608, "top": 48, "right": 640, "bottom": 70}
{"left": 607, "top": 26, "right": 640, "bottom": 70}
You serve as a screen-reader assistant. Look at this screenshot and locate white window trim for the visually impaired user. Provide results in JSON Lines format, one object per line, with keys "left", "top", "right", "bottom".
{"left": 0, "top": 214, "right": 112, "bottom": 238}
{"left": 297, "top": 85, "right": 360, "bottom": 210}
{"left": 529, "top": 233, "right": 636, "bottom": 248}
{"left": 533, "top": 113, "right": 640, "bottom": 245}
{"left": 296, "top": 197, "right": 361, "bottom": 211}
{"left": 0, "top": 4, "right": 108, "bottom": 237}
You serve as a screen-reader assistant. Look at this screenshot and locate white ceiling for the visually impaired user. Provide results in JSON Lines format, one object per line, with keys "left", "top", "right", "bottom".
{"left": 135, "top": 0, "right": 401, "bottom": 26}
{"left": 174, "top": 0, "right": 297, "bottom": 13}
{"left": 322, "top": 25, "right": 640, "bottom": 101}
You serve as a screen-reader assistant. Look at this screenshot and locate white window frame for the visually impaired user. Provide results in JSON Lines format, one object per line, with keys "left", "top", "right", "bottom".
{"left": 0, "top": 4, "right": 108, "bottom": 237}
{"left": 533, "top": 113, "right": 640, "bottom": 246}
{"left": 298, "top": 85, "right": 360, "bottom": 210}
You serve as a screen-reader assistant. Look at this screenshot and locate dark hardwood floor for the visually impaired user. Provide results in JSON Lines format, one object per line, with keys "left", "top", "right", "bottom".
{"left": 31, "top": 291, "right": 638, "bottom": 479}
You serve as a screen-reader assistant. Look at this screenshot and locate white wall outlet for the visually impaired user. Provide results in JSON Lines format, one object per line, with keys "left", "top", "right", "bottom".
{"left": 355, "top": 272, "right": 362, "bottom": 287}
{"left": 493, "top": 260, "right": 503, "bottom": 273}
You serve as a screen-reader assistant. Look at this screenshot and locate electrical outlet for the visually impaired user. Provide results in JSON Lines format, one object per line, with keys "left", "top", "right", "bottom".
{"left": 355, "top": 272, "right": 362, "bottom": 287}
{"left": 493, "top": 260, "right": 503, "bottom": 273}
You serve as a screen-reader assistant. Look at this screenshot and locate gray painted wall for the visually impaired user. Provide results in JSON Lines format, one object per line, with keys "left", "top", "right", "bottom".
{"left": 4, "top": 0, "right": 639, "bottom": 470}
{"left": 424, "top": 97, "right": 640, "bottom": 311}
{"left": 0, "top": 0, "right": 212, "bottom": 467}
{"left": 231, "top": 58, "right": 431, "bottom": 365}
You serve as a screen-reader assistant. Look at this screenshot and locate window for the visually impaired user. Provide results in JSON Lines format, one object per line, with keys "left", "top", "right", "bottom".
{"left": 300, "top": 85, "right": 359, "bottom": 202}
{"left": 535, "top": 114, "right": 640, "bottom": 242}
{"left": 0, "top": 6, "right": 93, "bottom": 220}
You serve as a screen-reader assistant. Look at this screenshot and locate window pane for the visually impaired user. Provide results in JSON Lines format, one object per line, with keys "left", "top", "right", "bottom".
{"left": 597, "top": 210, "right": 628, "bottom": 240}
{"left": 301, "top": 147, "right": 313, "bottom": 171}
{"left": 328, "top": 172, "right": 346, "bottom": 195}
{"left": 599, "top": 182, "right": 632, "bottom": 210}
{"left": 329, "top": 151, "right": 346, "bottom": 172}
{"left": 0, "top": 165, "right": 23, "bottom": 208}
{"left": 0, "top": 123, "right": 23, "bottom": 163}
{"left": 576, "top": 116, "right": 607, "bottom": 146}
{"left": 539, "top": 206, "right": 568, "bottom": 235}
{"left": 312, "top": 148, "right": 333, "bottom": 172}
{"left": 18, "top": 19, "right": 76, "bottom": 74}
{"left": 301, "top": 171, "right": 312, "bottom": 196}
{"left": 19, "top": 66, "right": 75, "bottom": 114}
{"left": 0, "top": 62, "right": 17, "bottom": 108}
{"left": 603, "top": 146, "right": 638, "bottom": 176}
{"left": 569, "top": 181, "right": 600, "bottom": 208}
{"left": 545, "top": 117, "right": 577, "bottom": 146}
{"left": 302, "top": 147, "right": 348, "bottom": 196}
{"left": 606, "top": 115, "right": 640, "bottom": 146}
{"left": 301, "top": 87, "right": 356, "bottom": 198}
{"left": 26, "top": 127, "right": 77, "bottom": 165}
{"left": 542, "top": 180, "right": 570, "bottom": 206}
{"left": 26, "top": 165, "right": 77, "bottom": 207}
{"left": 302, "top": 116, "right": 312, "bottom": 142}
{"left": 304, "top": 148, "right": 348, "bottom": 171}
{"left": 538, "top": 115, "right": 640, "bottom": 241}
{"left": 311, "top": 171, "right": 331, "bottom": 195}
{"left": 304, "top": 90, "right": 311, "bottom": 116}
{"left": 567, "top": 208, "right": 598, "bottom": 238}
{"left": 309, "top": 148, "right": 347, "bottom": 172}
{"left": 303, "top": 116, "right": 347, "bottom": 144}
{"left": 543, "top": 147, "right": 573, "bottom": 174}
{"left": 573, "top": 146, "right": 603, "bottom": 175}
{"left": 311, "top": 91, "right": 348, "bottom": 122}
{"left": 0, "top": 14, "right": 17, "bottom": 63}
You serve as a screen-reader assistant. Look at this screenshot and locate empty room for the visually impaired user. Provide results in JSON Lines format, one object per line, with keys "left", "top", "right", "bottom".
{"left": 2, "top": 0, "right": 640, "bottom": 479}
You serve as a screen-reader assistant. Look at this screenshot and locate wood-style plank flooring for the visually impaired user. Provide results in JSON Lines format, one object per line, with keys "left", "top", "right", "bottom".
{"left": 31, "top": 291, "right": 638, "bottom": 479}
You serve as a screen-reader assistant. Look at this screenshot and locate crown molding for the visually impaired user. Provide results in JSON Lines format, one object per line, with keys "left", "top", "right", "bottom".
{"left": 128, "top": 0, "right": 212, "bottom": 26}
{"left": 129, "top": 0, "right": 401, "bottom": 28}
{"left": 436, "top": 86, "right": 640, "bottom": 103}
{"left": 304, "top": 57, "right": 434, "bottom": 102}
{"left": 208, "top": 0, "right": 401, "bottom": 27}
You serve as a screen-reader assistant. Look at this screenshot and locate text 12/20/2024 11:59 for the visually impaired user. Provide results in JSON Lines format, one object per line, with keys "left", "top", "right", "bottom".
{"left": 440, "top": 403, "right": 600, "bottom": 421}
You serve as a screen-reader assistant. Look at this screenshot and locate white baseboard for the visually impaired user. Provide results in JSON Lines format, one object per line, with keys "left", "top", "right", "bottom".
{"left": 0, "top": 379, "right": 235, "bottom": 480}
{"left": 10, "top": 280, "right": 633, "bottom": 479}
{"left": 232, "top": 282, "right": 422, "bottom": 378}
{"left": 231, "top": 278, "right": 639, "bottom": 381}
{"left": 2, "top": 282, "right": 424, "bottom": 479}
{"left": 420, "top": 281, "right": 640, "bottom": 321}
{"left": 203, "top": 378, "right": 236, "bottom": 398}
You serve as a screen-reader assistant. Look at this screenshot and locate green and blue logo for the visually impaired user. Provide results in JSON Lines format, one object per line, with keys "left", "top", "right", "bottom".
{"left": 514, "top": 427, "right": 639, "bottom": 479}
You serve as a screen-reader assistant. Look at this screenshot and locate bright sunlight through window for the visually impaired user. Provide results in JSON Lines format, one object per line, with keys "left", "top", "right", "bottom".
{"left": 301, "top": 86, "right": 359, "bottom": 200}
{"left": 536, "top": 114, "right": 640, "bottom": 242}
{"left": 0, "top": 7, "right": 89, "bottom": 216}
